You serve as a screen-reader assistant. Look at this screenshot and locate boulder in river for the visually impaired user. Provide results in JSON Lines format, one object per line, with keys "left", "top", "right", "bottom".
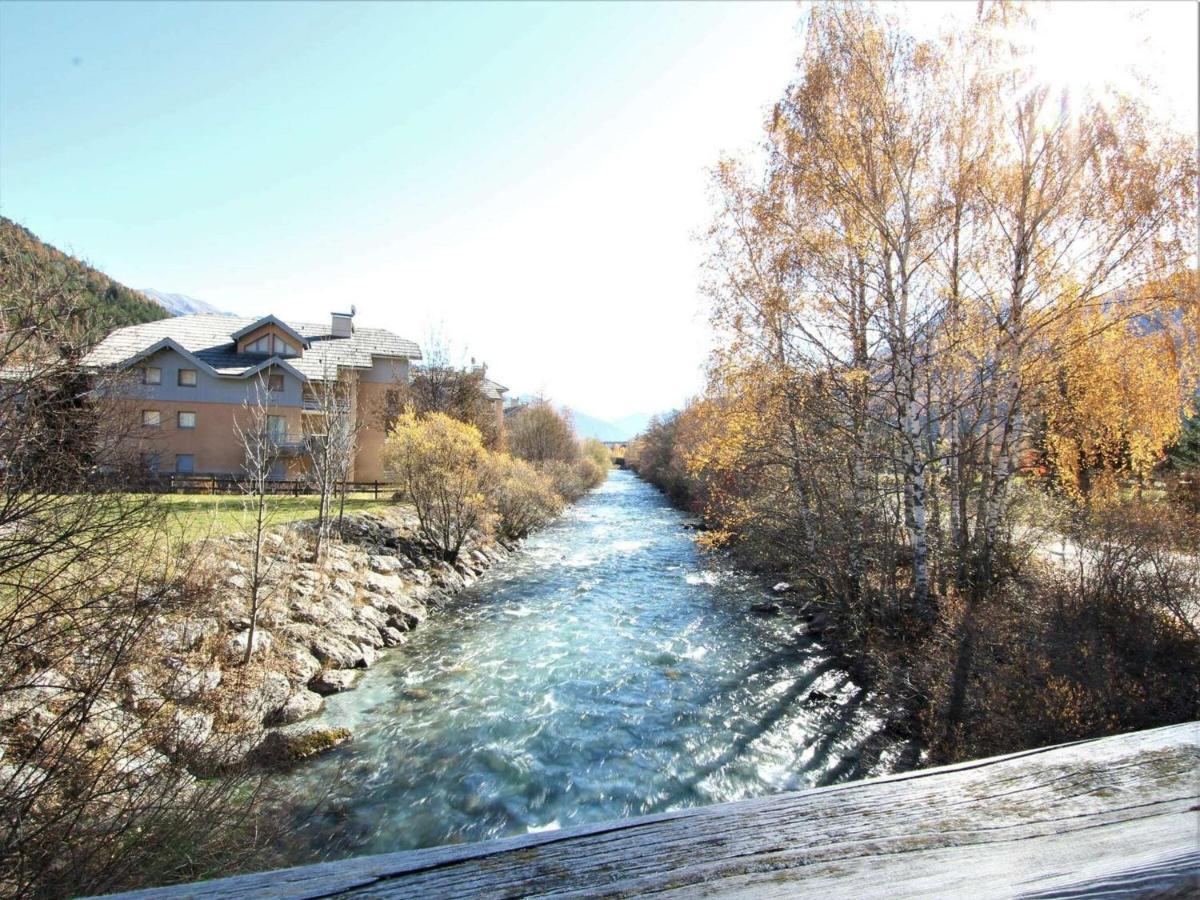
{"left": 310, "top": 669, "right": 362, "bottom": 695}
{"left": 750, "top": 602, "right": 782, "bottom": 616}
{"left": 256, "top": 723, "right": 351, "bottom": 769}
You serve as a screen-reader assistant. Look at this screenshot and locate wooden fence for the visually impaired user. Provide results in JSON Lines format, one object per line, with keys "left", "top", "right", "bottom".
{"left": 118, "top": 474, "right": 401, "bottom": 499}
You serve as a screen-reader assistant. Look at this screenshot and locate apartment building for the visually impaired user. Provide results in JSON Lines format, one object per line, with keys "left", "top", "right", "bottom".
{"left": 82, "top": 309, "right": 421, "bottom": 481}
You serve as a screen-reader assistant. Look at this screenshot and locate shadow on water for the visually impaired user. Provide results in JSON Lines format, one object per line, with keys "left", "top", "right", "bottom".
{"left": 274, "top": 470, "right": 888, "bottom": 864}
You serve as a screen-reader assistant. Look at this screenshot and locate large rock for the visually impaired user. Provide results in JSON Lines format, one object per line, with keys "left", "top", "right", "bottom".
{"left": 160, "top": 664, "right": 222, "bottom": 702}
{"left": 162, "top": 709, "right": 214, "bottom": 755}
{"left": 327, "top": 617, "right": 386, "bottom": 651}
{"left": 364, "top": 571, "right": 404, "bottom": 597}
{"left": 223, "top": 670, "right": 291, "bottom": 722}
{"left": 309, "top": 631, "right": 367, "bottom": 669}
{"left": 80, "top": 698, "right": 139, "bottom": 748}
{"left": 369, "top": 554, "right": 403, "bottom": 575}
{"left": 329, "top": 556, "right": 356, "bottom": 576}
{"left": 328, "top": 577, "right": 357, "bottom": 599}
{"left": 380, "top": 626, "right": 406, "bottom": 647}
{"left": 224, "top": 628, "right": 273, "bottom": 662}
{"left": 355, "top": 604, "right": 390, "bottom": 632}
{"left": 290, "top": 594, "right": 356, "bottom": 628}
{"left": 195, "top": 729, "right": 263, "bottom": 773}
{"left": 156, "top": 616, "right": 220, "bottom": 652}
{"left": 121, "top": 667, "right": 164, "bottom": 714}
{"left": 256, "top": 724, "right": 351, "bottom": 769}
{"left": 274, "top": 641, "right": 323, "bottom": 684}
{"left": 0, "top": 669, "right": 70, "bottom": 723}
{"left": 364, "top": 593, "right": 427, "bottom": 629}
{"left": 270, "top": 689, "right": 325, "bottom": 725}
{"left": 406, "top": 568, "right": 433, "bottom": 588}
{"left": 359, "top": 643, "right": 378, "bottom": 668}
{"left": 309, "top": 669, "right": 361, "bottom": 695}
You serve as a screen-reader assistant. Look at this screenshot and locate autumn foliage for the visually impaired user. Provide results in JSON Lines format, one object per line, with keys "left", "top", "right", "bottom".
{"left": 383, "top": 403, "right": 608, "bottom": 559}
{"left": 630, "top": 1, "right": 1198, "bottom": 764}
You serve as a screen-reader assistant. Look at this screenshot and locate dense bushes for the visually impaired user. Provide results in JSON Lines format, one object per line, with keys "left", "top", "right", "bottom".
{"left": 506, "top": 402, "right": 609, "bottom": 501}
{"left": 918, "top": 503, "right": 1199, "bottom": 762}
{"left": 488, "top": 455, "right": 563, "bottom": 540}
{"left": 382, "top": 411, "right": 496, "bottom": 562}
{"left": 383, "top": 405, "right": 607, "bottom": 557}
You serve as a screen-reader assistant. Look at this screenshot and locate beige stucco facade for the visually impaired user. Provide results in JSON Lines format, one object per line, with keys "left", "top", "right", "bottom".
{"left": 130, "top": 398, "right": 309, "bottom": 477}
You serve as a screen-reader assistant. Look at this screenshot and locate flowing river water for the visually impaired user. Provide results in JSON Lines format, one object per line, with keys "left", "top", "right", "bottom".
{"left": 278, "top": 469, "right": 889, "bottom": 863}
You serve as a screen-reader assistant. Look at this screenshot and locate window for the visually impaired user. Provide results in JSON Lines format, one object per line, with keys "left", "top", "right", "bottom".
{"left": 178, "top": 368, "right": 197, "bottom": 387}
{"left": 267, "top": 416, "right": 287, "bottom": 441}
{"left": 177, "top": 411, "right": 196, "bottom": 429}
{"left": 269, "top": 460, "right": 286, "bottom": 480}
{"left": 175, "top": 454, "right": 195, "bottom": 474}
{"left": 142, "top": 410, "right": 161, "bottom": 428}
{"left": 142, "top": 366, "right": 161, "bottom": 385}
{"left": 140, "top": 452, "right": 160, "bottom": 473}
{"left": 247, "top": 334, "right": 297, "bottom": 357}
{"left": 268, "top": 373, "right": 285, "bottom": 392}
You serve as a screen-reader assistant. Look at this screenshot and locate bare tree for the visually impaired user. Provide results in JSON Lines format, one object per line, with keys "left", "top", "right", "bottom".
{"left": 0, "top": 224, "right": 273, "bottom": 896}
{"left": 232, "top": 378, "right": 281, "bottom": 666}
{"left": 304, "top": 362, "right": 358, "bottom": 561}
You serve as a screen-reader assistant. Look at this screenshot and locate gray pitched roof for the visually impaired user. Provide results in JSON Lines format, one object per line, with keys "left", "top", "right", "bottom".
{"left": 83, "top": 313, "right": 422, "bottom": 382}
{"left": 481, "top": 378, "right": 508, "bottom": 401}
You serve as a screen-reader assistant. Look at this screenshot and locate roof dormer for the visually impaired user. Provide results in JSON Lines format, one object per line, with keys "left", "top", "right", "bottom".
{"left": 232, "top": 315, "right": 307, "bottom": 357}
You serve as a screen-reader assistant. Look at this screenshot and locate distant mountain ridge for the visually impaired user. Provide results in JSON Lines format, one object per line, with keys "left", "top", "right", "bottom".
{"left": 567, "top": 409, "right": 655, "bottom": 442}
{"left": 138, "top": 288, "right": 227, "bottom": 316}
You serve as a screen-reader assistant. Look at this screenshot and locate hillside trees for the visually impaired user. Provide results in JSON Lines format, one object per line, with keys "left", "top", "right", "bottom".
{"left": 506, "top": 400, "right": 579, "bottom": 465}
{"left": 0, "top": 225, "right": 268, "bottom": 896}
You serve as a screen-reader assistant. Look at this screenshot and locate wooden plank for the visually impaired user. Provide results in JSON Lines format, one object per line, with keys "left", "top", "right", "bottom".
{"left": 106, "top": 722, "right": 1199, "bottom": 899}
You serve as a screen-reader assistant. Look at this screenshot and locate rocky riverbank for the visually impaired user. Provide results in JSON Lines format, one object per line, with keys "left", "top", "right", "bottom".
{"left": 3, "top": 505, "right": 515, "bottom": 781}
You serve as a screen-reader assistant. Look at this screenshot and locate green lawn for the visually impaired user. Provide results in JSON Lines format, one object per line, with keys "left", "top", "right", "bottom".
{"left": 152, "top": 492, "right": 398, "bottom": 542}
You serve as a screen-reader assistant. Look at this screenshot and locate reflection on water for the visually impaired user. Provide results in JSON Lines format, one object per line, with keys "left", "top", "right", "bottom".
{"left": 278, "top": 469, "right": 884, "bottom": 863}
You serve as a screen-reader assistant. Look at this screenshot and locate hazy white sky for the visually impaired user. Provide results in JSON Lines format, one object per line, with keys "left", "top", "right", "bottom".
{"left": 2, "top": 1, "right": 1196, "bottom": 420}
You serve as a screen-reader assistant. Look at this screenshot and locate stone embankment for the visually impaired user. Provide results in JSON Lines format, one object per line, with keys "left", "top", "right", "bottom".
{"left": 70, "top": 506, "right": 509, "bottom": 775}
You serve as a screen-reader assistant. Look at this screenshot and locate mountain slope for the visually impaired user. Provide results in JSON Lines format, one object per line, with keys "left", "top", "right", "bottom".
{"left": 0, "top": 216, "right": 168, "bottom": 332}
{"left": 138, "top": 288, "right": 226, "bottom": 316}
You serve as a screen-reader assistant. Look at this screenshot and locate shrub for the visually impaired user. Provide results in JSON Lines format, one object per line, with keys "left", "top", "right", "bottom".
{"left": 538, "top": 460, "right": 589, "bottom": 503}
{"left": 507, "top": 401, "right": 579, "bottom": 465}
{"left": 381, "top": 411, "right": 494, "bottom": 562}
{"left": 581, "top": 438, "right": 611, "bottom": 471}
{"left": 488, "top": 455, "right": 563, "bottom": 540}
{"left": 575, "top": 457, "right": 607, "bottom": 491}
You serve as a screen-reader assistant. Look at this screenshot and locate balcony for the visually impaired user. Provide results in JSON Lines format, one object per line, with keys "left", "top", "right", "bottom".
{"left": 302, "top": 395, "right": 351, "bottom": 414}
{"left": 266, "top": 432, "right": 308, "bottom": 455}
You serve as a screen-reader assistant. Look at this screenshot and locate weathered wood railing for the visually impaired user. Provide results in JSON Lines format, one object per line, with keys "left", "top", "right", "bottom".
{"left": 108, "top": 722, "right": 1198, "bottom": 898}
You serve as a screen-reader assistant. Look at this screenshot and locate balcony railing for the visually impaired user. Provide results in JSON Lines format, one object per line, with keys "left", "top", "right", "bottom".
{"left": 267, "top": 432, "right": 308, "bottom": 454}
{"left": 302, "top": 396, "right": 352, "bottom": 414}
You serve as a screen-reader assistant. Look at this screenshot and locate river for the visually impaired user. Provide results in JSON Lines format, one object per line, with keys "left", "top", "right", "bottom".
{"left": 277, "top": 469, "right": 887, "bottom": 863}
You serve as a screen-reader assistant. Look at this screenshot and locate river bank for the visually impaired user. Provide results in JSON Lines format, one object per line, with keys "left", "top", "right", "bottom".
{"left": 0, "top": 503, "right": 517, "bottom": 787}
{"left": 263, "top": 469, "right": 893, "bottom": 866}
{"left": 152, "top": 506, "right": 521, "bottom": 770}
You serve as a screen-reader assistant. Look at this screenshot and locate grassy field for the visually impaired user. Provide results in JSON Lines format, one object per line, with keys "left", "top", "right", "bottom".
{"left": 153, "top": 492, "right": 398, "bottom": 542}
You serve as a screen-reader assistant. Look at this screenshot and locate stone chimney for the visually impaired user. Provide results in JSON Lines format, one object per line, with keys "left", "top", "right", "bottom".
{"left": 331, "top": 305, "right": 355, "bottom": 337}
